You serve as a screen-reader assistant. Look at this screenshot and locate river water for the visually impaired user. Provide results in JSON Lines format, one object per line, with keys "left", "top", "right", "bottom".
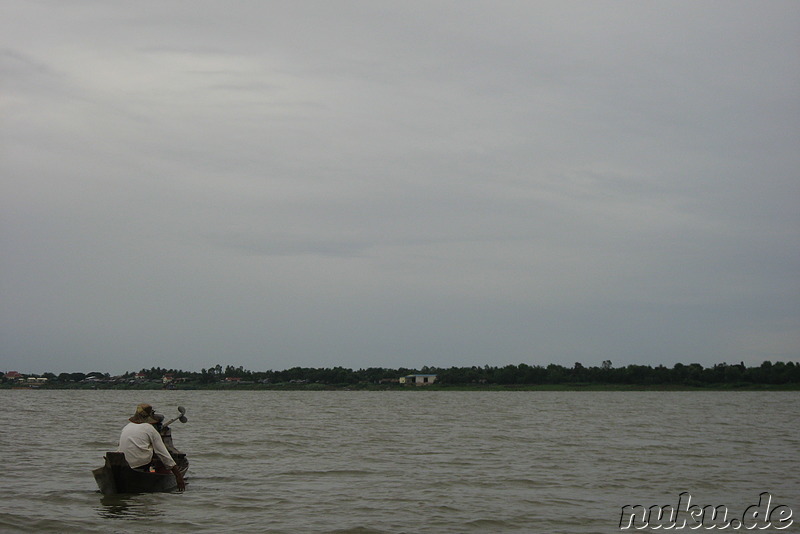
{"left": 0, "top": 390, "right": 797, "bottom": 533}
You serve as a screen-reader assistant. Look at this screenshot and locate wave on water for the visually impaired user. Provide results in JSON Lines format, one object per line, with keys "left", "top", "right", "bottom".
{"left": 325, "top": 528, "right": 392, "bottom": 534}
{"left": 1, "top": 390, "right": 796, "bottom": 534}
{"left": 277, "top": 469, "right": 376, "bottom": 477}
{"left": 0, "top": 514, "right": 108, "bottom": 534}
{"left": 460, "top": 518, "right": 523, "bottom": 530}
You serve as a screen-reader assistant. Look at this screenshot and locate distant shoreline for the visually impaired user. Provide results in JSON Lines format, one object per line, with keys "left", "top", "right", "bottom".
{"left": 4, "top": 383, "right": 799, "bottom": 392}
{"left": 5, "top": 361, "right": 798, "bottom": 390}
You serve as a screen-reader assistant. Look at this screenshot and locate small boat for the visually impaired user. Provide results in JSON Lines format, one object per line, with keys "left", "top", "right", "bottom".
{"left": 93, "top": 406, "right": 189, "bottom": 495}
{"left": 92, "top": 451, "right": 188, "bottom": 494}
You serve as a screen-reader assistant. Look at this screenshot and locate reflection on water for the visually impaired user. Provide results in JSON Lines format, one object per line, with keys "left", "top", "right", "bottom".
{"left": 98, "top": 494, "right": 167, "bottom": 520}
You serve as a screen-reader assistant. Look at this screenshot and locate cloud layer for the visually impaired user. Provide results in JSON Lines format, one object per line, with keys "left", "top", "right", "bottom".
{"left": 2, "top": 1, "right": 798, "bottom": 373}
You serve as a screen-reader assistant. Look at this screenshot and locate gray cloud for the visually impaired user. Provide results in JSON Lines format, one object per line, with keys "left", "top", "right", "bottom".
{"left": 1, "top": 1, "right": 798, "bottom": 373}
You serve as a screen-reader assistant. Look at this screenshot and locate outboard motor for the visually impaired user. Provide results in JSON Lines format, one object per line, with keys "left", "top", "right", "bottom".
{"left": 159, "top": 406, "right": 188, "bottom": 455}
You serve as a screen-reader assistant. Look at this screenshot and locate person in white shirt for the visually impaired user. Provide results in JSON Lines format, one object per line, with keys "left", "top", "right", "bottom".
{"left": 118, "top": 403, "right": 186, "bottom": 491}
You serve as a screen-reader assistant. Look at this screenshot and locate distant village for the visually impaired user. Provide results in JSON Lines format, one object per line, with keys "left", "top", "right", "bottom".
{"left": 0, "top": 367, "right": 440, "bottom": 389}
{"left": 2, "top": 361, "right": 799, "bottom": 389}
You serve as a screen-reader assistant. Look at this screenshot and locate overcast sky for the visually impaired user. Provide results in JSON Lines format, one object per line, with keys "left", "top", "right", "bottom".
{"left": 2, "top": 1, "right": 798, "bottom": 375}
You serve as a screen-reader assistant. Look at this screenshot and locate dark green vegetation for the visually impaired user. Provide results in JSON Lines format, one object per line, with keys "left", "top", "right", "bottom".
{"left": 2, "top": 361, "right": 799, "bottom": 390}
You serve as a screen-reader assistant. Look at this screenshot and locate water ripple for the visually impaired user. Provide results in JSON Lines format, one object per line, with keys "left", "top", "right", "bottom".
{"left": 0, "top": 390, "right": 796, "bottom": 532}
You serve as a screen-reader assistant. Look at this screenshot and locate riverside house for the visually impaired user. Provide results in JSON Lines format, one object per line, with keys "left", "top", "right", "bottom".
{"left": 400, "top": 374, "right": 437, "bottom": 386}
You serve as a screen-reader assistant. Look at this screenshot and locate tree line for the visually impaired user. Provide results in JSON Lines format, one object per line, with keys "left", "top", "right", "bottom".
{"left": 3, "top": 360, "right": 799, "bottom": 387}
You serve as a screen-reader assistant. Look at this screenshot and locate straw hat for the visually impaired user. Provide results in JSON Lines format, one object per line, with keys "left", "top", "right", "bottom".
{"left": 129, "top": 403, "right": 159, "bottom": 424}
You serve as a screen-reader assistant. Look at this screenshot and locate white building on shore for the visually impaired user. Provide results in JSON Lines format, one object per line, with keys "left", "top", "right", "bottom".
{"left": 399, "top": 374, "right": 437, "bottom": 386}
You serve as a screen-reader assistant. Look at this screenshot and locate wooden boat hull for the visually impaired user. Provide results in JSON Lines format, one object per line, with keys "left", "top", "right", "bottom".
{"left": 93, "top": 451, "right": 188, "bottom": 494}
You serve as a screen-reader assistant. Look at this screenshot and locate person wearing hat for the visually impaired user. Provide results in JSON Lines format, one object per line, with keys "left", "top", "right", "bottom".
{"left": 118, "top": 403, "right": 186, "bottom": 491}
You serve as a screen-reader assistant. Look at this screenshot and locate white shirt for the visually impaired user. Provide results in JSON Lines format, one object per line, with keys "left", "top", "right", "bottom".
{"left": 118, "top": 422, "right": 177, "bottom": 469}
